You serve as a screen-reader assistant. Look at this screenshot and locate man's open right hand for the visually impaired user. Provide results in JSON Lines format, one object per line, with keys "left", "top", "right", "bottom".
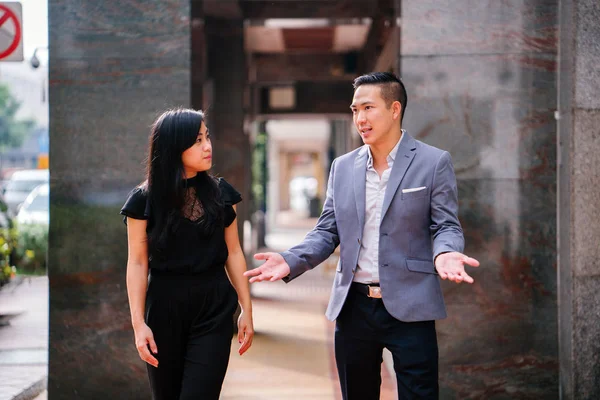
{"left": 244, "top": 252, "right": 291, "bottom": 283}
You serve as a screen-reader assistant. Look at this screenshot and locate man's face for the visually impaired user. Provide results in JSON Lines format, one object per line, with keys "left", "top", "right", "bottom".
{"left": 350, "top": 84, "right": 400, "bottom": 146}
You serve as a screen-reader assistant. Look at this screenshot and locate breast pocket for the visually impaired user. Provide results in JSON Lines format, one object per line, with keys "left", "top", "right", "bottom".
{"left": 401, "top": 186, "right": 430, "bottom": 200}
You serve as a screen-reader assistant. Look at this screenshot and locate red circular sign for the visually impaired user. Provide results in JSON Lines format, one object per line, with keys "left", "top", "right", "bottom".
{"left": 0, "top": 4, "right": 22, "bottom": 60}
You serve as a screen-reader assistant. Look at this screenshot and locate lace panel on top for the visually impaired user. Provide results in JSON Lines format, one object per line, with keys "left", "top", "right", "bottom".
{"left": 181, "top": 187, "right": 204, "bottom": 222}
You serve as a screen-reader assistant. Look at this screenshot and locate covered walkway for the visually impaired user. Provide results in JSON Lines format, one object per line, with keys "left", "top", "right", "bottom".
{"left": 222, "top": 220, "right": 396, "bottom": 399}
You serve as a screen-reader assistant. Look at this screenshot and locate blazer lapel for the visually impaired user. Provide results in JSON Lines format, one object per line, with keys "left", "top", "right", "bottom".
{"left": 380, "top": 134, "right": 417, "bottom": 221}
{"left": 353, "top": 146, "right": 368, "bottom": 237}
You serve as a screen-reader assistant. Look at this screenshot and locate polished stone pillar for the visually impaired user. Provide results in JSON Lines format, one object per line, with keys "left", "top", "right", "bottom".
{"left": 557, "top": 0, "right": 600, "bottom": 398}
{"left": 48, "top": 1, "right": 190, "bottom": 398}
{"left": 400, "top": 1, "right": 559, "bottom": 397}
{"left": 204, "top": 16, "right": 251, "bottom": 230}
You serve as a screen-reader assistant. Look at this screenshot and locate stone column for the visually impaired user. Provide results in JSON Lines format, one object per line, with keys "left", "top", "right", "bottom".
{"left": 279, "top": 152, "right": 291, "bottom": 211}
{"left": 48, "top": 1, "right": 191, "bottom": 398}
{"left": 204, "top": 17, "right": 251, "bottom": 230}
{"left": 400, "top": 1, "right": 559, "bottom": 397}
{"left": 312, "top": 152, "right": 325, "bottom": 200}
{"left": 557, "top": 0, "right": 600, "bottom": 398}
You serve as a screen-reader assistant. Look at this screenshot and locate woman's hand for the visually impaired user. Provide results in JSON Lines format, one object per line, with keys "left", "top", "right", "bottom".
{"left": 237, "top": 310, "right": 254, "bottom": 356}
{"left": 134, "top": 323, "right": 158, "bottom": 367}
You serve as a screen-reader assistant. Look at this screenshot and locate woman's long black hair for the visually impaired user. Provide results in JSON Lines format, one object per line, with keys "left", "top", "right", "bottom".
{"left": 143, "top": 108, "right": 223, "bottom": 251}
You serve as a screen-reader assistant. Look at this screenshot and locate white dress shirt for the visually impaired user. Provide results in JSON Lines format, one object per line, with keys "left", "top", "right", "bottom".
{"left": 354, "top": 132, "right": 405, "bottom": 284}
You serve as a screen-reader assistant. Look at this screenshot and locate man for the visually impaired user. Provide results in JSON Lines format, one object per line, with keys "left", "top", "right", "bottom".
{"left": 244, "top": 72, "right": 480, "bottom": 399}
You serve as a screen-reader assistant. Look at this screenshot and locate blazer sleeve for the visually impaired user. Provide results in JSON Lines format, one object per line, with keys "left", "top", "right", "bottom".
{"left": 430, "top": 151, "right": 465, "bottom": 260}
{"left": 281, "top": 158, "right": 340, "bottom": 282}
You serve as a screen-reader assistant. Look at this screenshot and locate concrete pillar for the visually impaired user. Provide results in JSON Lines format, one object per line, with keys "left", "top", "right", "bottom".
{"left": 48, "top": 1, "right": 191, "bottom": 398}
{"left": 267, "top": 128, "right": 280, "bottom": 229}
{"left": 399, "top": 1, "right": 559, "bottom": 397}
{"left": 312, "top": 152, "right": 325, "bottom": 200}
{"left": 557, "top": 0, "right": 600, "bottom": 397}
{"left": 279, "top": 151, "right": 291, "bottom": 211}
{"left": 204, "top": 17, "right": 250, "bottom": 231}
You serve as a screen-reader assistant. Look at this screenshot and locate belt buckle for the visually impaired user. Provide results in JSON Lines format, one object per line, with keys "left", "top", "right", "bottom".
{"left": 368, "top": 285, "right": 382, "bottom": 299}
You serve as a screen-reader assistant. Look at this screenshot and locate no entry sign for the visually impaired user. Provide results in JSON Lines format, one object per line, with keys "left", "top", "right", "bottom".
{"left": 0, "top": 2, "right": 23, "bottom": 62}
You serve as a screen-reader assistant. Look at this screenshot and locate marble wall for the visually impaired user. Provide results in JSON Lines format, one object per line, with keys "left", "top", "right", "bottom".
{"left": 558, "top": 0, "right": 600, "bottom": 398}
{"left": 48, "top": 1, "right": 190, "bottom": 398}
{"left": 400, "top": 1, "right": 559, "bottom": 397}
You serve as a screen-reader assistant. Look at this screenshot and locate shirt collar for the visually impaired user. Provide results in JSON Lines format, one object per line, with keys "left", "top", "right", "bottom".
{"left": 366, "top": 129, "right": 405, "bottom": 169}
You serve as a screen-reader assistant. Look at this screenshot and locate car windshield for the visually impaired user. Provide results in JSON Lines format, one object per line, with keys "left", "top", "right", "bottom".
{"left": 6, "top": 180, "right": 46, "bottom": 193}
{"left": 25, "top": 193, "right": 49, "bottom": 212}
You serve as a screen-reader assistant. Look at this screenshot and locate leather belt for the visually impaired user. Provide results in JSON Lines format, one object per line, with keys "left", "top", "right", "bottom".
{"left": 351, "top": 282, "right": 382, "bottom": 299}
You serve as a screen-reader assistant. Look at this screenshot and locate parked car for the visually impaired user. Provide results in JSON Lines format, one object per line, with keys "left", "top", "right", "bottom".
{"left": 3, "top": 169, "right": 49, "bottom": 215}
{"left": 15, "top": 183, "right": 49, "bottom": 226}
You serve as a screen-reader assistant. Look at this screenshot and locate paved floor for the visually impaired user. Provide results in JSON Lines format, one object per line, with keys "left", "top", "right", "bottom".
{"left": 221, "top": 218, "right": 397, "bottom": 399}
{"left": 0, "top": 276, "right": 48, "bottom": 400}
{"left": 221, "top": 268, "right": 397, "bottom": 400}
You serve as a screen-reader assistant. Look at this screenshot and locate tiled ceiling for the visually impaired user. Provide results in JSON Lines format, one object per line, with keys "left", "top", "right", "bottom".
{"left": 245, "top": 25, "right": 371, "bottom": 53}
{"left": 282, "top": 28, "right": 334, "bottom": 51}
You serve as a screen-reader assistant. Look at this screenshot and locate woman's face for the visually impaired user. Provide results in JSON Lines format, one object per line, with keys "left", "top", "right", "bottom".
{"left": 181, "top": 122, "right": 212, "bottom": 177}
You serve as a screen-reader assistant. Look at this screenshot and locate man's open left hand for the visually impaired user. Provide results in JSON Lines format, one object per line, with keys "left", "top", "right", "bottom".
{"left": 435, "top": 252, "right": 480, "bottom": 284}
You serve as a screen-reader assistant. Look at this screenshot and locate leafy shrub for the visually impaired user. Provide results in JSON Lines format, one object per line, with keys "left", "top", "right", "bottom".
{"left": 0, "top": 228, "right": 17, "bottom": 287}
{"left": 13, "top": 223, "right": 48, "bottom": 275}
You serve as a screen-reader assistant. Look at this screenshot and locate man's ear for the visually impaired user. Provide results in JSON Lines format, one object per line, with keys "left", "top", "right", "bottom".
{"left": 393, "top": 101, "right": 402, "bottom": 120}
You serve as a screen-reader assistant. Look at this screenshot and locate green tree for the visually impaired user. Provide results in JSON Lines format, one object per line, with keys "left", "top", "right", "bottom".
{"left": 0, "top": 83, "right": 35, "bottom": 150}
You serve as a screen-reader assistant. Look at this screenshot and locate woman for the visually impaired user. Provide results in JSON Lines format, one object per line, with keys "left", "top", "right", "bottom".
{"left": 121, "top": 108, "right": 253, "bottom": 399}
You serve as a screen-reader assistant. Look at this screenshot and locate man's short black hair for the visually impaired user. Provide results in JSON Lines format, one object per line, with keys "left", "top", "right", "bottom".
{"left": 353, "top": 72, "right": 408, "bottom": 122}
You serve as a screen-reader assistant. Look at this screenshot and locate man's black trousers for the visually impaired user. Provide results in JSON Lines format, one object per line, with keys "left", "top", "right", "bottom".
{"left": 335, "top": 283, "right": 439, "bottom": 400}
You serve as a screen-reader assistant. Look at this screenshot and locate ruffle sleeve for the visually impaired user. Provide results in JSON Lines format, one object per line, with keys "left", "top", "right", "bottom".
{"left": 219, "top": 178, "right": 242, "bottom": 227}
{"left": 120, "top": 187, "right": 149, "bottom": 224}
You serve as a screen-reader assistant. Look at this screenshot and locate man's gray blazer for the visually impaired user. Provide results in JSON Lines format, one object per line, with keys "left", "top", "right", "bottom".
{"left": 281, "top": 132, "right": 464, "bottom": 322}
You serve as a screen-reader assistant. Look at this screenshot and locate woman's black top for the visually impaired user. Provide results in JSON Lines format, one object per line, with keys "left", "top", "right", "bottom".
{"left": 120, "top": 176, "right": 242, "bottom": 275}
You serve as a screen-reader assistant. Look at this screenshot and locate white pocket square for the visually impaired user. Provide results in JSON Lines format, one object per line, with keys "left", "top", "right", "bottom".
{"left": 402, "top": 186, "right": 427, "bottom": 193}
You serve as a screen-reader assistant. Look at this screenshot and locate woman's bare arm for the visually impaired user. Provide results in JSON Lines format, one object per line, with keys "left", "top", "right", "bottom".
{"left": 224, "top": 206, "right": 254, "bottom": 355}
{"left": 126, "top": 217, "right": 158, "bottom": 367}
